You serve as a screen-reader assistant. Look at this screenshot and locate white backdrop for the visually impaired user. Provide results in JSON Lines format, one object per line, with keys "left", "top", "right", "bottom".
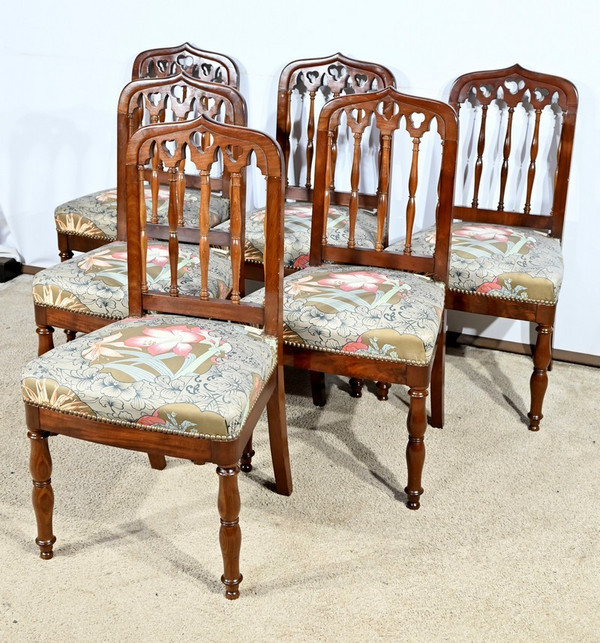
{"left": 1, "top": 0, "right": 598, "bottom": 356}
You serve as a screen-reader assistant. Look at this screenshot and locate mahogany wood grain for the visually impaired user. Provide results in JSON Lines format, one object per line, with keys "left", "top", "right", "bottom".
{"left": 447, "top": 64, "right": 577, "bottom": 430}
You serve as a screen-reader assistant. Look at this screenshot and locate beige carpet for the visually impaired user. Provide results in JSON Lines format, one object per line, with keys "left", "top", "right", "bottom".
{"left": 1, "top": 275, "right": 599, "bottom": 641}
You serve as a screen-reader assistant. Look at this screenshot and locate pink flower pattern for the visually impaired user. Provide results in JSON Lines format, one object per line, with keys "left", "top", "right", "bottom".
{"left": 317, "top": 271, "right": 388, "bottom": 293}
{"left": 124, "top": 325, "right": 210, "bottom": 357}
{"left": 453, "top": 225, "right": 515, "bottom": 243}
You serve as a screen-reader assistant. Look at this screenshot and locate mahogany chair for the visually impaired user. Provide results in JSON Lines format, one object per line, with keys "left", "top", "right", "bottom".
{"left": 36, "top": 74, "right": 247, "bottom": 355}
{"left": 391, "top": 65, "right": 577, "bottom": 431}
{"left": 215, "top": 53, "right": 396, "bottom": 280}
{"left": 23, "top": 115, "right": 291, "bottom": 600}
{"left": 56, "top": 44, "right": 239, "bottom": 261}
{"left": 247, "top": 87, "right": 458, "bottom": 508}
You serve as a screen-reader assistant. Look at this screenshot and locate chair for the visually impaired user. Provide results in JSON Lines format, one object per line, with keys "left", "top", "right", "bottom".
{"left": 23, "top": 114, "right": 291, "bottom": 600}
{"left": 56, "top": 44, "right": 239, "bottom": 261}
{"left": 215, "top": 53, "right": 396, "bottom": 280}
{"left": 395, "top": 65, "right": 577, "bottom": 431}
{"left": 37, "top": 74, "right": 247, "bottom": 356}
{"left": 247, "top": 87, "right": 458, "bottom": 508}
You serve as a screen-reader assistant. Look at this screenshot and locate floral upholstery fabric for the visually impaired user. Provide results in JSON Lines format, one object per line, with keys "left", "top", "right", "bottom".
{"left": 22, "top": 316, "right": 277, "bottom": 440}
{"left": 388, "top": 222, "right": 563, "bottom": 304}
{"left": 33, "top": 241, "right": 232, "bottom": 318}
{"left": 245, "top": 266, "right": 445, "bottom": 365}
{"left": 214, "top": 202, "right": 379, "bottom": 269}
{"left": 55, "top": 187, "right": 230, "bottom": 241}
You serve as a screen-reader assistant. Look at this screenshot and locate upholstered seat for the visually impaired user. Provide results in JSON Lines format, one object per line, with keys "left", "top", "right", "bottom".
{"left": 55, "top": 187, "right": 230, "bottom": 243}
{"left": 388, "top": 222, "right": 563, "bottom": 304}
{"left": 33, "top": 241, "right": 232, "bottom": 319}
{"left": 22, "top": 315, "right": 277, "bottom": 439}
{"left": 245, "top": 265, "right": 445, "bottom": 365}
{"left": 215, "top": 202, "right": 379, "bottom": 270}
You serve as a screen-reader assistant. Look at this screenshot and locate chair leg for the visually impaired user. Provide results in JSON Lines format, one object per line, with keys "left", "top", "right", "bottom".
{"left": 430, "top": 321, "right": 446, "bottom": 429}
{"left": 28, "top": 430, "right": 56, "bottom": 560}
{"left": 266, "top": 366, "right": 293, "bottom": 496}
{"left": 65, "top": 330, "right": 77, "bottom": 342}
{"left": 349, "top": 377, "right": 363, "bottom": 398}
{"left": 58, "top": 234, "right": 74, "bottom": 262}
{"left": 147, "top": 453, "right": 167, "bottom": 470}
{"left": 309, "top": 370, "right": 326, "bottom": 407}
{"left": 528, "top": 323, "right": 552, "bottom": 431}
{"left": 376, "top": 382, "right": 391, "bottom": 401}
{"left": 217, "top": 464, "right": 242, "bottom": 600}
{"left": 36, "top": 325, "right": 55, "bottom": 356}
{"left": 240, "top": 436, "right": 255, "bottom": 473}
{"left": 405, "top": 387, "right": 428, "bottom": 510}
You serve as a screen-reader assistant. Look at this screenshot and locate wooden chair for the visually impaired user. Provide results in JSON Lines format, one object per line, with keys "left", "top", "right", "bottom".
{"left": 247, "top": 87, "right": 458, "bottom": 509}
{"left": 23, "top": 115, "right": 291, "bottom": 600}
{"left": 37, "top": 74, "right": 246, "bottom": 355}
{"left": 390, "top": 65, "right": 577, "bottom": 431}
{"left": 56, "top": 44, "right": 239, "bottom": 261}
{"left": 214, "top": 53, "right": 396, "bottom": 280}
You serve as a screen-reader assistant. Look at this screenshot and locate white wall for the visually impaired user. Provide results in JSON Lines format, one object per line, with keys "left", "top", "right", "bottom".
{"left": 1, "top": 0, "right": 599, "bottom": 355}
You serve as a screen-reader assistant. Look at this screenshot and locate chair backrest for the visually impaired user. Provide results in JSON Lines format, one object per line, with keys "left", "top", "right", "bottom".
{"left": 309, "top": 87, "right": 458, "bottom": 284}
{"left": 276, "top": 53, "right": 396, "bottom": 204}
{"left": 131, "top": 43, "right": 240, "bottom": 89}
{"left": 125, "top": 116, "right": 285, "bottom": 338}
{"left": 449, "top": 64, "right": 578, "bottom": 239}
{"left": 115, "top": 72, "right": 247, "bottom": 240}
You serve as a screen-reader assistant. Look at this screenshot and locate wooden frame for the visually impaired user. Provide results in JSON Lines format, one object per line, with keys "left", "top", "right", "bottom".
{"left": 26, "top": 115, "right": 290, "bottom": 600}
{"left": 446, "top": 64, "right": 578, "bottom": 431}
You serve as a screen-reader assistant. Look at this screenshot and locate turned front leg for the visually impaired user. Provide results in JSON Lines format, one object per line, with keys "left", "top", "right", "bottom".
{"left": 405, "top": 388, "right": 428, "bottom": 510}
{"left": 28, "top": 430, "right": 56, "bottom": 559}
{"left": 528, "top": 324, "right": 552, "bottom": 431}
{"left": 217, "top": 464, "right": 242, "bottom": 599}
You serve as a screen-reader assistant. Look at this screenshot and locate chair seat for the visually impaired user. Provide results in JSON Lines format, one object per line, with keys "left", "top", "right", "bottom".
{"left": 388, "top": 222, "right": 563, "bottom": 304}
{"left": 22, "top": 315, "right": 277, "bottom": 440}
{"left": 214, "top": 202, "right": 379, "bottom": 269}
{"left": 245, "top": 265, "right": 445, "bottom": 365}
{"left": 55, "top": 187, "right": 231, "bottom": 241}
{"left": 33, "top": 241, "right": 232, "bottom": 319}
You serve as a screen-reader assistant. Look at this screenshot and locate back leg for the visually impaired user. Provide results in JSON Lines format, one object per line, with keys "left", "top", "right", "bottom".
{"left": 266, "top": 366, "right": 292, "bottom": 496}
{"left": 430, "top": 316, "right": 446, "bottom": 429}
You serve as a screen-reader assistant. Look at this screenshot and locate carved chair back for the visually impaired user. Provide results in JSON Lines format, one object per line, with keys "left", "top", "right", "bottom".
{"left": 115, "top": 73, "right": 247, "bottom": 240}
{"left": 277, "top": 53, "right": 396, "bottom": 206}
{"left": 131, "top": 43, "right": 240, "bottom": 88}
{"left": 309, "top": 87, "right": 458, "bottom": 284}
{"left": 125, "top": 115, "right": 285, "bottom": 339}
{"left": 449, "top": 64, "right": 578, "bottom": 239}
